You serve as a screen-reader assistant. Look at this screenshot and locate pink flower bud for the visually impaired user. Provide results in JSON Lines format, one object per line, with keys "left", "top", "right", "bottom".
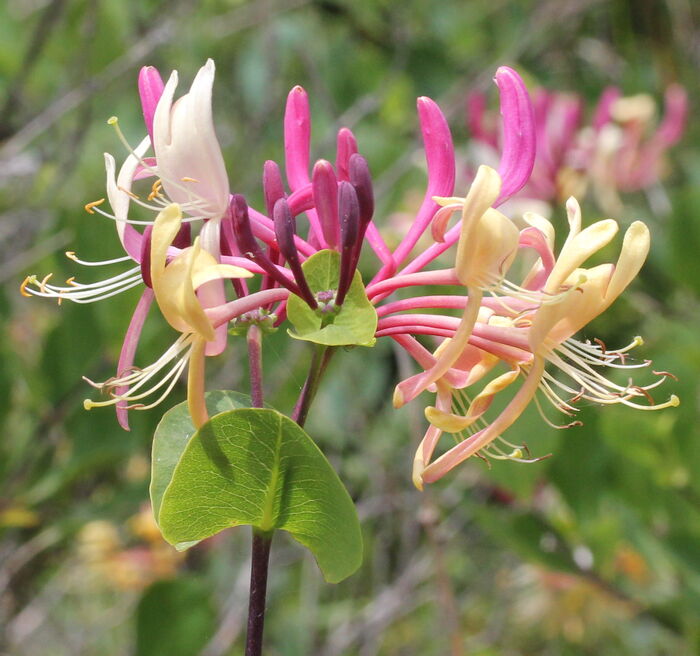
{"left": 312, "top": 160, "right": 340, "bottom": 249}
{"left": 336, "top": 127, "right": 358, "bottom": 181}
{"left": 138, "top": 66, "right": 164, "bottom": 144}
{"left": 493, "top": 66, "right": 536, "bottom": 205}
{"left": 284, "top": 86, "right": 311, "bottom": 191}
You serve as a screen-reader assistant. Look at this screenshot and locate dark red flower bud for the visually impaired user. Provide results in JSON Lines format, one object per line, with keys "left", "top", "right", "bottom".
{"left": 336, "top": 181, "right": 360, "bottom": 306}
{"left": 229, "top": 194, "right": 302, "bottom": 298}
{"left": 273, "top": 198, "right": 317, "bottom": 309}
{"left": 348, "top": 153, "right": 374, "bottom": 229}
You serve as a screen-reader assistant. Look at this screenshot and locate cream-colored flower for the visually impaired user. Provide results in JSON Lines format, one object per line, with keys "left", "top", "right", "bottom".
{"left": 394, "top": 165, "right": 520, "bottom": 408}
{"left": 413, "top": 198, "right": 677, "bottom": 486}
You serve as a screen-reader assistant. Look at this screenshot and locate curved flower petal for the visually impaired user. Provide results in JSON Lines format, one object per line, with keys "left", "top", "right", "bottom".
{"left": 152, "top": 60, "right": 229, "bottom": 219}
{"left": 425, "top": 367, "right": 520, "bottom": 432}
{"left": 104, "top": 139, "right": 151, "bottom": 261}
{"left": 494, "top": 66, "right": 536, "bottom": 204}
{"left": 454, "top": 165, "right": 504, "bottom": 285}
{"left": 544, "top": 217, "right": 618, "bottom": 293}
{"left": 605, "top": 221, "right": 650, "bottom": 302}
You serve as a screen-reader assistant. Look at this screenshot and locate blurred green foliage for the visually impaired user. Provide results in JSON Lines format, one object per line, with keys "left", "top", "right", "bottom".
{"left": 1, "top": 0, "right": 699, "bottom": 654}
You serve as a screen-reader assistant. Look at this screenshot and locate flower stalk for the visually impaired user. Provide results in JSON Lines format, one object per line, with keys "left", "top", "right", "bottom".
{"left": 245, "top": 529, "right": 273, "bottom": 656}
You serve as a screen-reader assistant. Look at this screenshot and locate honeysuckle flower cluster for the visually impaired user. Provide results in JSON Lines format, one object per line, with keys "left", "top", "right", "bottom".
{"left": 22, "top": 59, "right": 677, "bottom": 487}
{"left": 467, "top": 82, "right": 687, "bottom": 214}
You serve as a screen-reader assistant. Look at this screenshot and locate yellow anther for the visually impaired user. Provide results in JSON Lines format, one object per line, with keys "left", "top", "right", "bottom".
{"left": 107, "top": 116, "right": 118, "bottom": 125}
{"left": 38, "top": 273, "right": 53, "bottom": 293}
{"left": 20, "top": 276, "right": 35, "bottom": 297}
{"left": 117, "top": 186, "right": 140, "bottom": 200}
{"left": 57, "top": 293, "right": 63, "bottom": 306}
{"left": 66, "top": 277, "right": 77, "bottom": 286}
{"left": 509, "top": 448, "right": 523, "bottom": 459}
{"left": 83, "top": 399, "right": 94, "bottom": 410}
{"left": 147, "top": 179, "right": 163, "bottom": 201}
{"left": 65, "top": 251, "right": 77, "bottom": 260}
{"left": 84, "top": 198, "right": 105, "bottom": 214}
{"left": 181, "top": 177, "right": 199, "bottom": 183}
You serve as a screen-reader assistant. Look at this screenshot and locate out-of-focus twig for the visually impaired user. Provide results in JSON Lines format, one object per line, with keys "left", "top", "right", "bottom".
{"left": 0, "top": 0, "right": 193, "bottom": 161}
{"left": 197, "top": 555, "right": 252, "bottom": 656}
{"left": 0, "top": 228, "right": 71, "bottom": 284}
{"left": 0, "top": 0, "right": 69, "bottom": 138}
{"left": 320, "top": 555, "right": 432, "bottom": 656}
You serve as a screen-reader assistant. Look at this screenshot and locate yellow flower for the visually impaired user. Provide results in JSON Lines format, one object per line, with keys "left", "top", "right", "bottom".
{"left": 84, "top": 204, "right": 251, "bottom": 428}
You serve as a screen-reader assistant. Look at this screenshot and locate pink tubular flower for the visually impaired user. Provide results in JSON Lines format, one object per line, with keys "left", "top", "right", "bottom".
{"left": 206, "top": 68, "right": 535, "bottom": 374}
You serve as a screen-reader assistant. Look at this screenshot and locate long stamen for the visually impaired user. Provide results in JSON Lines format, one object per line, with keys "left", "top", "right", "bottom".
{"left": 128, "top": 358, "right": 189, "bottom": 410}
{"left": 539, "top": 375, "right": 579, "bottom": 414}
{"left": 533, "top": 394, "right": 583, "bottom": 429}
{"left": 22, "top": 269, "right": 143, "bottom": 304}
{"left": 558, "top": 340, "right": 649, "bottom": 370}
{"left": 65, "top": 251, "right": 132, "bottom": 267}
{"left": 84, "top": 335, "right": 194, "bottom": 411}
{"left": 90, "top": 203, "right": 207, "bottom": 226}
{"left": 544, "top": 350, "right": 678, "bottom": 410}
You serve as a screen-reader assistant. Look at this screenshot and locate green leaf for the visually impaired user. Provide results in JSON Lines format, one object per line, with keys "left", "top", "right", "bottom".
{"left": 158, "top": 407, "right": 363, "bottom": 583}
{"left": 135, "top": 577, "right": 215, "bottom": 656}
{"left": 151, "top": 391, "right": 251, "bottom": 521}
{"left": 287, "top": 249, "right": 377, "bottom": 346}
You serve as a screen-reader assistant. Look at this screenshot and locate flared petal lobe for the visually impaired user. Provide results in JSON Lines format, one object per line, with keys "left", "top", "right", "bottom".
{"left": 493, "top": 66, "right": 536, "bottom": 205}
{"left": 152, "top": 59, "right": 230, "bottom": 219}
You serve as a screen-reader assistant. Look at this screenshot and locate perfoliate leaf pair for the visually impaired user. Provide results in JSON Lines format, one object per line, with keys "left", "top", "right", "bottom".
{"left": 151, "top": 391, "right": 363, "bottom": 583}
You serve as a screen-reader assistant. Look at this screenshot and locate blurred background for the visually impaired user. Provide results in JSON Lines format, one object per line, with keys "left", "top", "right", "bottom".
{"left": 1, "top": 0, "right": 700, "bottom": 654}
